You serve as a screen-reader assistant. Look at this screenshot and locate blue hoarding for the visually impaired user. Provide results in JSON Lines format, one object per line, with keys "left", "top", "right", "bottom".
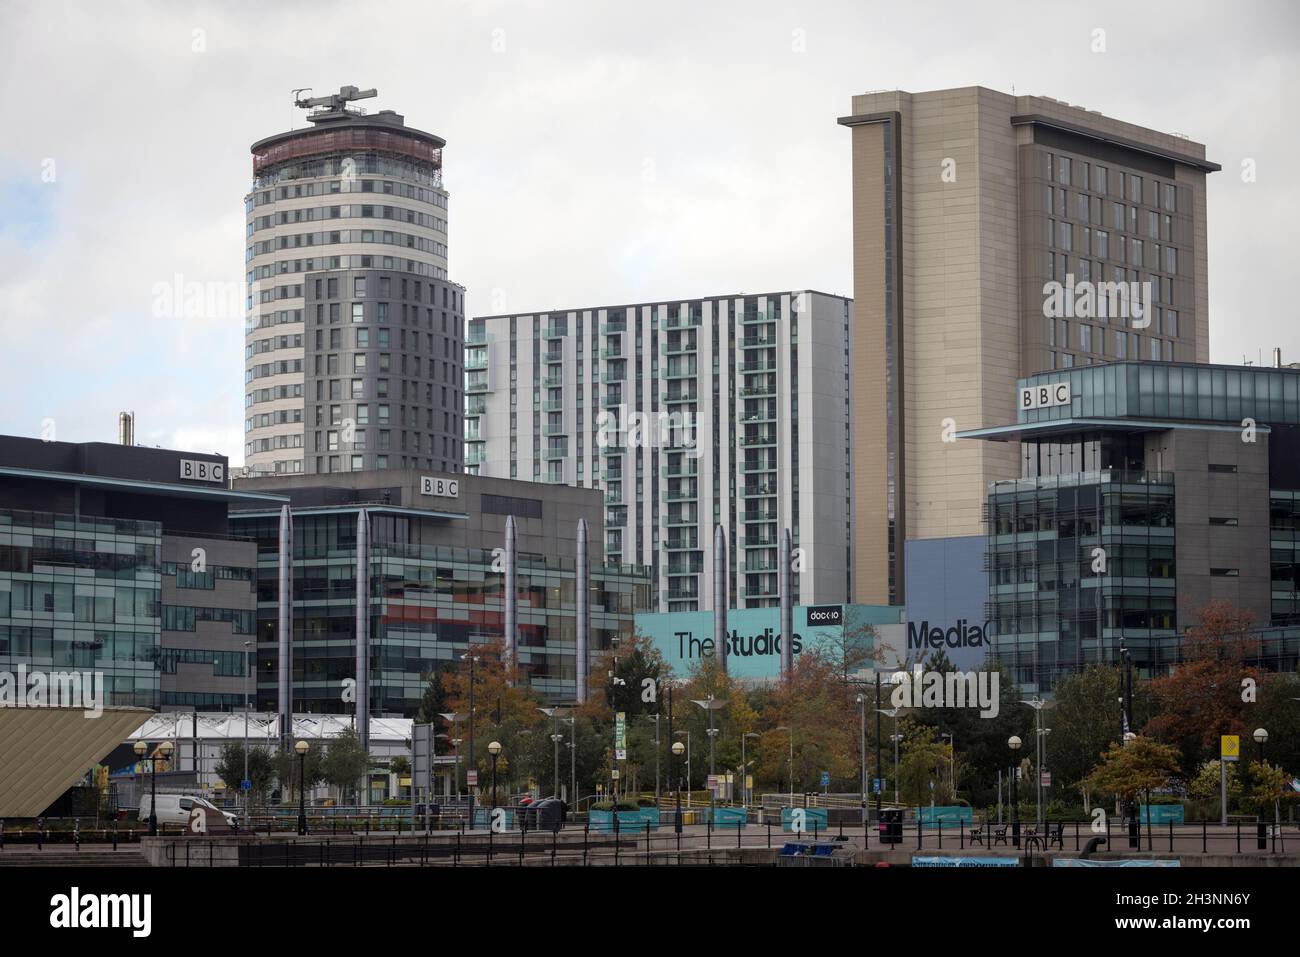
{"left": 901, "top": 535, "right": 992, "bottom": 671}
{"left": 636, "top": 604, "right": 903, "bottom": 681}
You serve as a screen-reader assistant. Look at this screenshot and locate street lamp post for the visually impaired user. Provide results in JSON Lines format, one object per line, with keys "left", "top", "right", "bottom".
{"left": 856, "top": 694, "right": 867, "bottom": 823}
{"left": 1008, "top": 735, "right": 1022, "bottom": 848}
{"left": 460, "top": 654, "right": 479, "bottom": 808}
{"left": 242, "top": 640, "right": 252, "bottom": 828}
{"left": 1021, "top": 697, "right": 1048, "bottom": 829}
{"left": 671, "top": 740, "right": 685, "bottom": 834}
{"left": 295, "top": 739, "right": 309, "bottom": 835}
{"left": 1254, "top": 727, "right": 1268, "bottom": 764}
{"left": 673, "top": 730, "right": 691, "bottom": 808}
{"left": 877, "top": 708, "right": 901, "bottom": 804}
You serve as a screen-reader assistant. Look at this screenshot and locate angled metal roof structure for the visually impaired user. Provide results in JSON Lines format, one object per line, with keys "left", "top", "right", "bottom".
{"left": 0, "top": 706, "right": 154, "bottom": 817}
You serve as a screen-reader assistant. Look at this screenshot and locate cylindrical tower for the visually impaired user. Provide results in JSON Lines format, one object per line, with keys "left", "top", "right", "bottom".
{"left": 244, "top": 86, "right": 464, "bottom": 477}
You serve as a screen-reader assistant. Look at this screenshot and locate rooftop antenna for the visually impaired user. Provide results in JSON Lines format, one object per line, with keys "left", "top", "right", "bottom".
{"left": 290, "top": 88, "right": 312, "bottom": 130}
{"left": 294, "top": 85, "right": 378, "bottom": 123}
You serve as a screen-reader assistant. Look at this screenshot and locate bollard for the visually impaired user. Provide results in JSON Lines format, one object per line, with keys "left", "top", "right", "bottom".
{"left": 1202, "top": 819, "right": 1207, "bottom": 854}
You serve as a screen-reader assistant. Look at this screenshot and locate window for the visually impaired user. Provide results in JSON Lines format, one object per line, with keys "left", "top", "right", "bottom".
{"left": 356, "top": 329, "right": 369, "bottom": 347}
{"left": 1093, "top": 165, "right": 1107, "bottom": 194}
{"left": 1209, "top": 463, "right": 1237, "bottom": 473}
{"left": 1078, "top": 324, "right": 1092, "bottom": 352}
{"left": 1162, "top": 183, "right": 1176, "bottom": 211}
{"left": 1164, "top": 246, "right": 1177, "bottom": 274}
{"left": 1209, "top": 517, "right": 1239, "bottom": 526}
{"left": 1058, "top": 155, "right": 1071, "bottom": 185}
{"left": 1128, "top": 175, "right": 1142, "bottom": 203}
{"left": 352, "top": 303, "right": 364, "bottom": 323}
{"left": 354, "top": 277, "right": 366, "bottom": 297}
{"left": 1210, "top": 568, "right": 1240, "bottom": 577}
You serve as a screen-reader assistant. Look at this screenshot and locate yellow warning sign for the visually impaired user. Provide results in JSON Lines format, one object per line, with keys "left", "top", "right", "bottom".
{"left": 1221, "top": 735, "right": 1240, "bottom": 761}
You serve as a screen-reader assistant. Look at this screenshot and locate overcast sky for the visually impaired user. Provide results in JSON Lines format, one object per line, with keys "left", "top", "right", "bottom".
{"left": 1, "top": 0, "right": 1296, "bottom": 464}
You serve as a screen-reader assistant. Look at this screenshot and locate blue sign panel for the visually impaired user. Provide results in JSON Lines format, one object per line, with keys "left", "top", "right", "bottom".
{"left": 902, "top": 535, "right": 992, "bottom": 671}
{"left": 637, "top": 604, "right": 902, "bottom": 681}
{"left": 912, "top": 856, "right": 1019, "bottom": 867}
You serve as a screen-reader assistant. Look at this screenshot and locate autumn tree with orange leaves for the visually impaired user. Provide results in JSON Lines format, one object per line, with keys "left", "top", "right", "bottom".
{"left": 1144, "top": 602, "right": 1260, "bottom": 773}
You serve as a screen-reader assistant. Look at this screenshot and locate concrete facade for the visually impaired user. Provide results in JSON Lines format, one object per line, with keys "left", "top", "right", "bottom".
{"left": 840, "top": 87, "right": 1218, "bottom": 607}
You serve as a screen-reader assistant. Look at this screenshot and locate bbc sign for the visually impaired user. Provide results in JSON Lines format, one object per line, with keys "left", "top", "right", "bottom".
{"left": 420, "top": 476, "right": 460, "bottom": 498}
{"left": 179, "top": 459, "right": 224, "bottom": 483}
{"left": 1019, "top": 381, "right": 1071, "bottom": 411}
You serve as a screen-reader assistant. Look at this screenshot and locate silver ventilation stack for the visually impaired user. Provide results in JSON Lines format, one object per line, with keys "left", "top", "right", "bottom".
{"left": 504, "top": 515, "right": 517, "bottom": 681}
{"left": 779, "top": 528, "right": 793, "bottom": 681}
{"left": 714, "top": 524, "right": 728, "bottom": 673}
{"left": 576, "top": 518, "right": 590, "bottom": 704}
{"left": 354, "top": 509, "right": 370, "bottom": 751}
{"left": 117, "top": 412, "right": 134, "bottom": 446}
{"left": 277, "top": 504, "right": 293, "bottom": 745}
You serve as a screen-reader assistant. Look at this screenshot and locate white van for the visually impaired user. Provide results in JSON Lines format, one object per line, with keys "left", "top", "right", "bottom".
{"left": 139, "top": 794, "right": 237, "bottom": 828}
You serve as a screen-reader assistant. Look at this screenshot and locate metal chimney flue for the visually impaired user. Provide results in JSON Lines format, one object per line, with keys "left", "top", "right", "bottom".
{"left": 118, "top": 412, "right": 134, "bottom": 446}
{"left": 1274, "top": 347, "right": 1283, "bottom": 369}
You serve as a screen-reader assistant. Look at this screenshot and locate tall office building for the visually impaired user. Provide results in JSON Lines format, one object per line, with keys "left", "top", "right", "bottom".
{"left": 838, "top": 87, "right": 1218, "bottom": 616}
{"left": 464, "top": 291, "right": 854, "bottom": 612}
{"left": 244, "top": 86, "right": 465, "bottom": 477}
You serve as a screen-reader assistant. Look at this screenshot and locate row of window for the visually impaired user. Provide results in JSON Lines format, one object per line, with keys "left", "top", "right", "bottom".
{"left": 250, "top": 203, "right": 445, "bottom": 234}
{"left": 250, "top": 228, "right": 447, "bottom": 259}
{"left": 160, "top": 605, "right": 255, "bottom": 635}
{"left": 1044, "top": 152, "right": 1177, "bottom": 212}
{"left": 249, "top": 174, "right": 447, "bottom": 209}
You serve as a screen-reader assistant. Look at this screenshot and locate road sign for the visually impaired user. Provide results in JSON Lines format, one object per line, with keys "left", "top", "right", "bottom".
{"left": 820, "top": 771, "right": 831, "bottom": 788}
{"left": 1221, "top": 735, "right": 1240, "bottom": 762}
{"left": 611, "top": 769, "right": 620, "bottom": 780}
{"left": 1040, "top": 771, "right": 1052, "bottom": 787}
{"left": 467, "top": 770, "right": 479, "bottom": 786}
{"left": 615, "top": 749, "right": 627, "bottom": 761}
{"left": 872, "top": 778, "right": 883, "bottom": 794}
{"left": 615, "top": 711, "right": 626, "bottom": 751}
{"left": 240, "top": 779, "right": 252, "bottom": 791}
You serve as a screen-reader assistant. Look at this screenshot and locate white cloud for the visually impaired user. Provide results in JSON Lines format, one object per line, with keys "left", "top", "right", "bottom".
{"left": 0, "top": 0, "right": 1297, "bottom": 464}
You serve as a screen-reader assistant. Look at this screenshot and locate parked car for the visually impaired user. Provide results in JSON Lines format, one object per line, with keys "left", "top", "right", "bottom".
{"left": 139, "top": 794, "right": 236, "bottom": 828}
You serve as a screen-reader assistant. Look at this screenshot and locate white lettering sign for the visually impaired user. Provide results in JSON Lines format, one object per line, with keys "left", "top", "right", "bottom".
{"left": 420, "top": 476, "right": 460, "bottom": 498}
{"left": 179, "top": 459, "right": 225, "bottom": 483}
{"left": 1019, "top": 382, "right": 1071, "bottom": 411}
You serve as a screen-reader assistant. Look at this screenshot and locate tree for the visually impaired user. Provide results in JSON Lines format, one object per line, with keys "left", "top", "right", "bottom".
{"left": 320, "top": 728, "right": 369, "bottom": 802}
{"left": 389, "top": 756, "right": 411, "bottom": 778}
{"left": 1046, "top": 665, "right": 1124, "bottom": 794}
{"left": 213, "top": 742, "right": 277, "bottom": 804}
{"left": 1243, "top": 761, "right": 1288, "bottom": 819}
{"left": 1145, "top": 602, "right": 1259, "bottom": 773}
{"left": 442, "top": 637, "right": 546, "bottom": 801}
{"left": 1085, "top": 736, "right": 1180, "bottom": 812}
{"left": 414, "top": 664, "right": 454, "bottom": 725}
{"left": 897, "top": 729, "right": 956, "bottom": 806}
{"left": 272, "top": 743, "right": 324, "bottom": 803}
{"left": 754, "top": 647, "right": 857, "bottom": 794}
{"left": 1187, "top": 760, "right": 1241, "bottom": 817}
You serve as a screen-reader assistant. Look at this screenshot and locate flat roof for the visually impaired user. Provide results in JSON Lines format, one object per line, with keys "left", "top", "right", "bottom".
{"left": 229, "top": 503, "right": 466, "bottom": 521}
{"left": 0, "top": 466, "right": 290, "bottom": 503}
{"left": 958, "top": 418, "right": 1272, "bottom": 442}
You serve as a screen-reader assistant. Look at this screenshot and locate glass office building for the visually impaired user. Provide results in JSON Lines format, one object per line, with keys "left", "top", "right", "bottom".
{"left": 230, "top": 470, "right": 655, "bottom": 716}
{"left": 962, "top": 360, "right": 1300, "bottom": 692}
{"left": 0, "top": 509, "right": 162, "bottom": 709}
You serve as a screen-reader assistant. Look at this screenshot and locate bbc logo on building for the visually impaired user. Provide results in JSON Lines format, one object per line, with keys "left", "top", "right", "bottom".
{"left": 1019, "top": 382, "right": 1071, "bottom": 411}
{"left": 420, "top": 476, "right": 460, "bottom": 498}
{"left": 179, "top": 459, "right": 224, "bottom": 483}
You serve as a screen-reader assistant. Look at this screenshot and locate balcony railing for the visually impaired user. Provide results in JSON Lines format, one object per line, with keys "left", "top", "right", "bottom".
{"left": 542, "top": 447, "right": 568, "bottom": 460}
{"left": 990, "top": 469, "right": 1176, "bottom": 494}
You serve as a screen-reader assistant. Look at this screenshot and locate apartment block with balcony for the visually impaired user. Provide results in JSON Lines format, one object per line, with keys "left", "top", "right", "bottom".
{"left": 464, "top": 291, "right": 854, "bottom": 612}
